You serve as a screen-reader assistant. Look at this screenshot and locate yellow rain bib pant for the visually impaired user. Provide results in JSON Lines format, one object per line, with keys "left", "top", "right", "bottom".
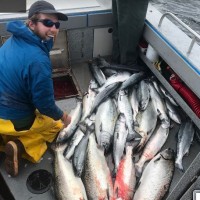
{"left": 0, "top": 111, "right": 63, "bottom": 163}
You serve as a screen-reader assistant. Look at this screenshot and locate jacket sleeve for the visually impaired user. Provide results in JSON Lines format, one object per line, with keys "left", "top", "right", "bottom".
{"left": 28, "top": 59, "right": 63, "bottom": 120}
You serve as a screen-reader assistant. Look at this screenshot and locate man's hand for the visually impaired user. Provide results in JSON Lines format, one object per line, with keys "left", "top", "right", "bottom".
{"left": 61, "top": 112, "right": 71, "bottom": 127}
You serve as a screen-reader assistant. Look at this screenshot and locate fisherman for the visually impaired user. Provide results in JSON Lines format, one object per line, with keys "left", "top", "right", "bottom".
{"left": 0, "top": 0, "right": 71, "bottom": 177}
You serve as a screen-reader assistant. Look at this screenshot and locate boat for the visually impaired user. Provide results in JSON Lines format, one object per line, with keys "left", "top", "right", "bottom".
{"left": 0, "top": 1, "right": 200, "bottom": 199}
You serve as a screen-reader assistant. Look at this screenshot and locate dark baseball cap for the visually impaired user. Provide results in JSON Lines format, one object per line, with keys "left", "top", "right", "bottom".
{"left": 28, "top": 1, "right": 68, "bottom": 21}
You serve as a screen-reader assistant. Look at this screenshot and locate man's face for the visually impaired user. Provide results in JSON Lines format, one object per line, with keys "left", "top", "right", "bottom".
{"left": 29, "top": 13, "right": 59, "bottom": 42}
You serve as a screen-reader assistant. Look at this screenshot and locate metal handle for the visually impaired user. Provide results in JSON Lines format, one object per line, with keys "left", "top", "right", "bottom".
{"left": 158, "top": 12, "right": 200, "bottom": 54}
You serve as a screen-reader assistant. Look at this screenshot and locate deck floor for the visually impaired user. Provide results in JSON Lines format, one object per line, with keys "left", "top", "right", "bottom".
{"left": 0, "top": 61, "right": 199, "bottom": 200}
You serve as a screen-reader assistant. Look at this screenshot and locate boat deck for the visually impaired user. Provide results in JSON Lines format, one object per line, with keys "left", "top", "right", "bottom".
{"left": 0, "top": 60, "right": 199, "bottom": 200}
{"left": 0, "top": 3, "right": 200, "bottom": 199}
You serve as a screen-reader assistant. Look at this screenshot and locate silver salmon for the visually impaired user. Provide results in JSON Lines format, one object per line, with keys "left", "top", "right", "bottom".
{"left": 114, "top": 145, "right": 136, "bottom": 200}
{"left": 175, "top": 119, "right": 195, "bottom": 171}
{"left": 135, "top": 124, "right": 170, "bottom": 177}
{"left": 54, "top": 143, "right": 88, "bottom": 200}
{"left": 56, "top": 99, "right": 82, "bottom": 143}
{"left": 133, "top": 148, "right": 175, "bottom": 200}
{"left": 83, "top": 133, "right": 114, "bottom": 200}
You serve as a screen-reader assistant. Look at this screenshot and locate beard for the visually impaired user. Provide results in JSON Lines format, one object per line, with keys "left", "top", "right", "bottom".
{"left": 32, "top": 28, "right": 57, "bottom": 42}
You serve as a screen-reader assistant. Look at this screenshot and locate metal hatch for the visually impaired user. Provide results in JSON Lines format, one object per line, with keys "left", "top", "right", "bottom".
{"left": 50, "top": 30, "right": 81, "bottom": 99}
{"left": 50, "top": 30, "right": 71, "bottom": 76}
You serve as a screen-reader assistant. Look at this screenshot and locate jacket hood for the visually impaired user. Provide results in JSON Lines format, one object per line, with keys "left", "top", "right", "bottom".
{"left": 6, "top": 21, "right": 53, "bottom": 53}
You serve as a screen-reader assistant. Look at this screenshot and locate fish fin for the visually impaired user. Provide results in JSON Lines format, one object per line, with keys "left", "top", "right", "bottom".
{"left": 78, "top": 122, "right": 87, "bottom": 133}
{"left": 106, "top": 188, "right": 110, "bottom": 200}
{"left": 112, "top": 167, "right": 117, "bottom": 178}
{"left": 135, "top": 180, "right": 141, "bottom": 191}
{"left": 97, "top": 144, "right": 105, "bottom": 152}
{"left": 125, "top": 123, "right": 129, "bottom": 131}
{"left": 126, "top": 130, "right": 142, "bottom": 141}
{"left": 134, "top": 121, "right": 139, "bottom": 127}
{"left": 135, "top": 162, "right": 143, "bottom": 178}
{"left": 87, "top": 123, "right": 95, "bottom": 133}
{"left": 100, "top": 123, "right": 102, "bottom": 132}
{"left": 114, "top": 186, "right": 119, "bottom": 198}
{"left": 116, "top": 132, "right": 120, "bottom": 139}
{"left": 83, "top": 91, "right": 89, "bottom": 97}
{"left": 125, "top": 140, "right": 140, "bottom": 152}
{"left": 156, "top": 108, "right": 161, "bottom": 115}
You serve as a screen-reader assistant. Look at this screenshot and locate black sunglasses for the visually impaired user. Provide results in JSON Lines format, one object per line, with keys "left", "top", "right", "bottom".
{"left": 35, "top": 19, "right": 60, "bottom": 29}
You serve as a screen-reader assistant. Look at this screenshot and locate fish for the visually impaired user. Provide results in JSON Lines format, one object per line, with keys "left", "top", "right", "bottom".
{"left": 83, "top": 133, "right": 114, "bottom": 200}
{"left": 148, "top": 82, "right": 170, "bottom": 128}
{"left": 63, "top": 128, "right": 84, "bottom": 160}
{"left": 56, "top": 99, "right": 83, "bottom": 143}
{"left": 54, "top": 143, "right": 88, "bottom": 200}
{"left": 137, "top": 79, "right": 150, "bottom": 110}
{"left": 118, "top": 90, "right": 141, "bottom": 140}
{"left": 94, "top": 57, "right": 117, "bottom": 77}
{"left": 151, "top": 77, "right": 165, "bottom": 99}
{"left": 175, "top": 119, "right": 195, "bottom": 171}
{"left": 114, "top": 145, "right": 137, "bottom": 200}
{"left": 88, "top": 60, "right": 106, "bottom": 86}
{"left": 135, "top": 123, "right": 170, "bottom": 177}
{"left": 165, "top": 97, "right": 181, "bottom": 124}
{"left": 95, "top": 98, "right": 118, "bottom": 151}
{"left": 133, "top": 148, "right": 175, "bottom": 200}
{"left": 102, "top": 68, "right": 118, "bottom": 77}
{"left": 120, "top": 71, "right": 145, "bottom": 90}
{"left": 113, "top": 114, "right": 129, "bottom": 176}
{"left": 128, "top": 85, "right": 139, "bottom": 121}
{"left": 98, "top": 71, "right": 131, "bottom": 93}
{"left": 88, "top": 82, "right": 121, "bottom": 116}
{"left": 135, "top": 99, "right": 158, "bottom": 151}
{"left": 81, "top": 80, "right": 97, "bottom": 122}
{"left": 72, "top": 124, "right": 94, "bottom": 177}
{"left": 96, "top": 57, "right": 143, "bottom": 73}
{"left": 159, "top": 84, "right": 178, "bottom": 106}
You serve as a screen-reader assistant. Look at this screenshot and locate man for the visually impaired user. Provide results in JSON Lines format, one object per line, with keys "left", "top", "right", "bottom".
{"left": 0, "top": 0, "right": 71, "bottom": 177}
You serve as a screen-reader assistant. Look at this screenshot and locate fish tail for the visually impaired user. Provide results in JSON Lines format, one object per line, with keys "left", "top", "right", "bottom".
{"left": 175, "top": 159, "right": 184, "bottom": 172}
{"left": 127, "top": 130, "right": 142, "bottom": 141}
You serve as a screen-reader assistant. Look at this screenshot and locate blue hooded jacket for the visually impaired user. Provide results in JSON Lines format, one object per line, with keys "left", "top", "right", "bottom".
{"left": 0, "top": 21, "right": 63, "bottom": 120}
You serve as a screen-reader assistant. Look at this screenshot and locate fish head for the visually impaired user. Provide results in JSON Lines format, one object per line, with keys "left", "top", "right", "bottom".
{"left": 160, "top": 148, "right": 175, "bottom": 160}
{"left": 56, "top": 131, "right": 67, "bottom": 143}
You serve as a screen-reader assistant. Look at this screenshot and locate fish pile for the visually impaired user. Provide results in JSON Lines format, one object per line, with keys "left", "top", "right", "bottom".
{"left": 53, "top": 57, "right": 197, "bottom": 200}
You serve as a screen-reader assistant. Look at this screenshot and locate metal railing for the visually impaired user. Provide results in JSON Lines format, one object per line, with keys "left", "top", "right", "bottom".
{"left": 158, "top": 12, "right": 200, "bottom": 54}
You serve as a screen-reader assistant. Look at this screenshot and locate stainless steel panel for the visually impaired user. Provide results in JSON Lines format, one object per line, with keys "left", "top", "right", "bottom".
{"left": 88, "top": 12, "right": 112, "bottom": 27}
{"left": 50, "top": 30, "right": 70, "bottom": 73}
{"left": 60, "top": 14, "right": 87, "bottom": 30}
{"left": 67, "top": 28, "right": 93, "bottom": 63}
